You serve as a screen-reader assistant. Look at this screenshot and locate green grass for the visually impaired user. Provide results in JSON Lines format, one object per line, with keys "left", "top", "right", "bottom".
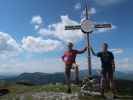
{"left": 0, "top": 84, "right": 80, "bottom": 100}
{"left": 0, "top": 83, "right": 133, "bottom": 100}
{"left": 6, "top": 84, "right": 80, "bottom": 93}
{"left": 0, "top": 84, "right": 104, "bottom": 100}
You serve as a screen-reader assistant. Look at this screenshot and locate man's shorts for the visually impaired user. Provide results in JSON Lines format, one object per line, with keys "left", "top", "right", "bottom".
{"left": 101, "top": 67, "right": 113, "bottom": 79}
{"left": 65, "top": 64, "right": 73, "bottom": 78}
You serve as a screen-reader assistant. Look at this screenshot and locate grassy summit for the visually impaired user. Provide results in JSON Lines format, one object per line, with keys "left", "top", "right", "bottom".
{"left": 0, "top": 81, "right": 133, "bottom": 100}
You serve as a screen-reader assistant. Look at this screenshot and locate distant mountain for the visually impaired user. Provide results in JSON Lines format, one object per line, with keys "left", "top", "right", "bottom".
{"left": 15, "top": 72, "right": 65, "bottom": 85}
{"left": 115, "top": 71, "right": 133, "bottom": 80}
{"left": 80, "top": 69, "right": 133, "bottom": 80}
{"left": 1, "top": 70, "right": 133, "bottom": 85}
{"left": 0, "top": 75, "right": 17, "bottom": 80}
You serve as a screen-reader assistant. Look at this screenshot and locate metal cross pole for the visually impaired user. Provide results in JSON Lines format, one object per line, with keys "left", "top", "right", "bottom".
{"left": 64, "top": 0, "right": 112, "bottom": 77}
{"left": 87, "top": 31, "right": 92, "bottom": 76}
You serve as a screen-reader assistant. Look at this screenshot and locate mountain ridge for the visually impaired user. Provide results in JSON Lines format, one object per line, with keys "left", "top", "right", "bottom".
{"left": 2, "top": 69, "right": 132, "bottom": 85}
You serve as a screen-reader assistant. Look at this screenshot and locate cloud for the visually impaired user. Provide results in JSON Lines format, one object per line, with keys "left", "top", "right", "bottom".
{"left": 94, "top": 0, "right": 125, "bottom": 6}
{"left": 30, "top": 15, "right": 117, "bottom": 53}
{"left": 110, "top": 48, "right": 124, "bottom": 54}
{"left": 0, "top": 57, "right": 64, "bottom": 75}
{"left": 90, "top": 8, "right": 97, "bottom": 14}
{"left": 32, "top": 15, "right": 83, "bottom": 43}
{"left": 22, "top": 36, "right": 62, "bottom": 53}
{"left": 31, "top": 15, "right": 43, "bottom": 30}
{"left": 0, "top": 32, "right": 21, "bottom": 58}
{"left": 38, "top": 28, "right": 54, "bottom": 37}
{"left": 31, "top": 15, "right": 43, "bottom": 25}
{"left": 49, "top": 15, "right": 83, "bottom": 42}
{"left": 121, "top": 58, "right": 129, "bottom": 68}
{"left": 82, "top": 7, "right": 97, "bottom": 16}
{"left": 74, "top": 2, "right": 96, "bottom": 15}
{"left": 74, "top": 3, "right": 81, "bottom": 10}
{"left": 116, "top": 58, "right": 133, "bottom": 71}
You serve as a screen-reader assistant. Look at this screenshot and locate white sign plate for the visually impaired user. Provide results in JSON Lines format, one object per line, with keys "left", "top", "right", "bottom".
{"left": 81, "top": 19, "right": 94, "bottom": 33}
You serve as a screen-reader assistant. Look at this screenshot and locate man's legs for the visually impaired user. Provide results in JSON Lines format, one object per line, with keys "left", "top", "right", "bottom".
{"left": 74, "top": 64, "right": 79, "bottom": 84}
{"left": 108, "top": 70, "right": 117, "bottom": 97}
{"left": 65, "top": 64, "right": 72, "bottom": 93}
{"left": 100, "top": 69, "right": 107, "bottom": 96}
{"left": 101, "top": 68, "right": 108, "bottom": 96}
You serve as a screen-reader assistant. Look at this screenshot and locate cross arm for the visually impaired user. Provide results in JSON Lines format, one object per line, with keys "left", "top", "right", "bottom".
{"left": 64, "top": 24, "right": 112, "bottom": 31}
{"left": 95, "top": 24, "right": 112, "bottom": 28}
{"left": 65, "top": 24, "right": 112, "bottom": 30}
{"left": 65, "top": 25, "right": 81, "bottom": 30}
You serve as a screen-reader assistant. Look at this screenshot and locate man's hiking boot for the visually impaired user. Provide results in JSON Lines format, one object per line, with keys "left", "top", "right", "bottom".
{"left": 67, "top": 88, "right": 72, "bottom": 94}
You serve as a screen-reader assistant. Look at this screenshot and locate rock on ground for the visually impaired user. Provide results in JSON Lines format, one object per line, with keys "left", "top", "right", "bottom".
{"left": 11, "top": 92, "right": 79, "bottom": 100}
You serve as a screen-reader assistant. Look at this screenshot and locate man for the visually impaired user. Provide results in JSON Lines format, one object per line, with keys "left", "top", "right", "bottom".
{"left": 91, "top": 43, "right": 116, "bottom": 98}
{"left": 62, "top": 42, "right": 87, "bottom": 93}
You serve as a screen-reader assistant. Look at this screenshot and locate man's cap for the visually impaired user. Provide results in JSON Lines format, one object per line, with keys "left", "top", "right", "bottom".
{"left": 68, "top": 42, "right": 74, "bottom": 47}
{"left": 103, "top": 42, "right": 108, "bottom": 48}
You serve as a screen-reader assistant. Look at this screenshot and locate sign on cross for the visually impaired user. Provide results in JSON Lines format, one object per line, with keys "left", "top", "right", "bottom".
{"left": 65, "top": 24, "right": 112, "bottom": 30}
{"left": 64, "top": 0, "right": 112, "bottom": 77}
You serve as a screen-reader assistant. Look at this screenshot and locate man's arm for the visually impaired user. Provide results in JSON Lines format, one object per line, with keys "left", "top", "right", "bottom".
{"left": 90, "top": 47, "right": 97, "bottom": 56}
{"left": 111, "top": 52, "right": 115, "bottom": 72}
{"left": 62, "top": 53, "right": 66, "bottom": 62}
{"left": 77, "top": 47, "right": 87, "bottom": 54}
{"left": 112, "top": 60, "right": 115, "bottom": 72}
